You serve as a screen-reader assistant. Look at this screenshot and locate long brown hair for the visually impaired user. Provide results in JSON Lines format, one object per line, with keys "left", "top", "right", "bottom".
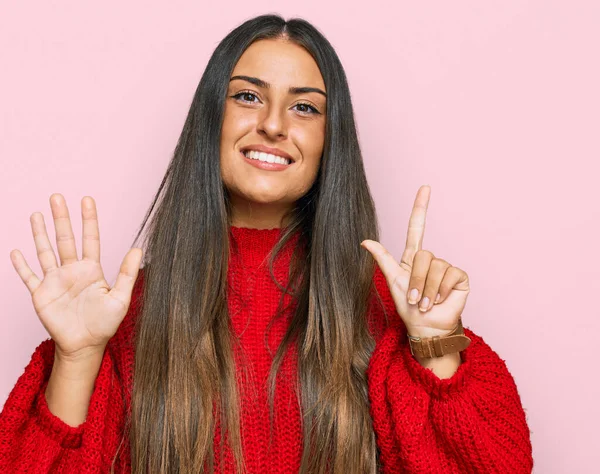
{"left": 116, "top": 14, "right": 383, "bottom": 473}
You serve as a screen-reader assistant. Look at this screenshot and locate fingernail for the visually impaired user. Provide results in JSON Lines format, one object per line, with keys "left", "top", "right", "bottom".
{"left": 435, "top": 293, "right": 441, "bottom": 303}
{"left": 419, "top": 296, "right": 430, "bottom": 311}
{"left": 408, "top": 288, "right": 419, "bottom": 304}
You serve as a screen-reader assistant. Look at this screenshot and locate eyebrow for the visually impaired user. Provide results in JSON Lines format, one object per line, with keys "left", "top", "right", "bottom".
{"left": 229, "top": 75, "right": 327, "bottom": 98}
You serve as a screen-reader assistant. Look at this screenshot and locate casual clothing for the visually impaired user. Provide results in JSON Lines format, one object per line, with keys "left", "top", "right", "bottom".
{"left": 0, "top": 226, "right": 533, "bottom": 473}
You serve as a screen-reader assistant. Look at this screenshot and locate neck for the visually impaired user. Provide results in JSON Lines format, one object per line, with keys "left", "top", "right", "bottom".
{"left": 229, "top": 195, "right": 293, "bottom": 230}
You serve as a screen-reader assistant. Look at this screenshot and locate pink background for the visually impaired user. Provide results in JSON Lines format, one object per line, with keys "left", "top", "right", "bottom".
{"left": 1, "top": 1, "right": 598, "bottom": 472}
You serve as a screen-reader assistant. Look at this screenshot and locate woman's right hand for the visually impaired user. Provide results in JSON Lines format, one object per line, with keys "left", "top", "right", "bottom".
{"left": 9, "top": 194, "right": 143, "bottom": 362}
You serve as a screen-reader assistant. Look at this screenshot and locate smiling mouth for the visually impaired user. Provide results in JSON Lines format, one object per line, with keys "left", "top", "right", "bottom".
{"left": 241, "top": 149, "right": 293, "bottom": 166}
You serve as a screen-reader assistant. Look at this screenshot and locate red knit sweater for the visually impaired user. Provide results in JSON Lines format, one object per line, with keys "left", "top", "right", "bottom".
{"left": 0, "top": 226, "right": 533, "bottom": 473}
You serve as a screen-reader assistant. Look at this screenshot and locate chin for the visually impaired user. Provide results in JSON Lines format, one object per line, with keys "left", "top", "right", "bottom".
{"left": 245, "top": 192, "right": 286, "bottom": 204}
{"left": 243, "top": 184, "right": 295, "bottom": 203}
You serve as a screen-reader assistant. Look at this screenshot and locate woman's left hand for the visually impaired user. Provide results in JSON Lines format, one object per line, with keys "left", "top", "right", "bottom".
{"left": 361, "top": 185, "right": 470, "bottom": 338}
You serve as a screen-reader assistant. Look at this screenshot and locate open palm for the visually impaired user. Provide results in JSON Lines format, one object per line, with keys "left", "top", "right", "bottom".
{"left": 10, "top": 194, "right": 143, "bottom": 360}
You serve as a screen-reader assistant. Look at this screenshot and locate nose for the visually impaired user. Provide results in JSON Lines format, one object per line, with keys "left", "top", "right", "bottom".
{"left": 256, "top": 101, "right": 288, "bottom": 140}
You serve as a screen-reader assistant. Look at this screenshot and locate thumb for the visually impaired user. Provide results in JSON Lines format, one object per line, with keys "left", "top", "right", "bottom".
{"left": 109, "top": 247, "right": 143, "bottom": 307}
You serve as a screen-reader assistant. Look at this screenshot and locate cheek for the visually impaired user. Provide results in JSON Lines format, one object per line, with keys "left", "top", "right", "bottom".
{"left": 294, "top": 116, "right": 324, "bottom": 147}
{"left": 298, "top": 123, "right": 325, "bottom": 170}
{"left": 221, "top": 103, "right": 254, "bottom": 145}
{"left": 220, "top": 107, "right": 250, "bottom": 177}
{"left": 220, "top": 110, "right": 237, "bottom": 146}
{"left": 291, "top": 133, "right": 324, "bottom": 195}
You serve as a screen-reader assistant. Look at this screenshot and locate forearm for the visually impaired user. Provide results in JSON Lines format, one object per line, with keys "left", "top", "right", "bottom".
{"left": 45, "top": 348, "right": 105, "bottom": 427}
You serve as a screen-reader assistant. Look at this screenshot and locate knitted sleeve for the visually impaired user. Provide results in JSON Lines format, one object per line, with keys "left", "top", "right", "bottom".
{"left": 0, "top": 271, "right": 143, "bottom": 473}
{"left": 367, "top": 267, "right": 533, "bottom": 474}
{"left": 0, "top": 339, "right": 125, "bottom": 472}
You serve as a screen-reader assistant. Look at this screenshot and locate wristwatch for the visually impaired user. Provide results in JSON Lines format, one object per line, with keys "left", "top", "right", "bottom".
{"left": 407, "top": 317, "right": 471, "bottom": 358}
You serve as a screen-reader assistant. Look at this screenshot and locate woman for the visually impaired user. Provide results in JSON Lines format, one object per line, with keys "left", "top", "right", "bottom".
{"left": 1, "top": 14, "right": 533, "bottom": 474}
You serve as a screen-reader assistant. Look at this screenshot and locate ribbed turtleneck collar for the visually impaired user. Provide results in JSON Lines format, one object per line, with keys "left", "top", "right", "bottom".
{"left": 228, "top": 225, "right": 302, "bottom": 269}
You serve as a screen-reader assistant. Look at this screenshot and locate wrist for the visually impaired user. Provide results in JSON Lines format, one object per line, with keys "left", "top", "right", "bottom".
{"left": 404, "top": 316, "right": 469, "bottom": 380}
{"left": 411, "top": 351, "right": 462, "bottom": 379}
{"left": 53, "top": 347, "right": 105, "bottom": 382}
{"left": 405, "top": 326, "right": 454, "bottom": 339}
{"left": 46, "top": 351, "right": 105, "bottom": 427}
{"left": 54, "top": 343, "right": 106, "bottom": 363}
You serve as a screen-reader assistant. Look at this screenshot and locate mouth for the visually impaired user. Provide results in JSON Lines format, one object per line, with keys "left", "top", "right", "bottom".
{"left": 239, "top": 149, "right": 294, "bottom": 172}
{"left": 240, "top": 148, "right": 294, "bottom": 166}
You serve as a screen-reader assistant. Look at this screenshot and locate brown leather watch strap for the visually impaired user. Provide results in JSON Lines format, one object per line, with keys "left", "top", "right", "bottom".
{"left": 407, "top": 317, "right": 471, "bottom": 358}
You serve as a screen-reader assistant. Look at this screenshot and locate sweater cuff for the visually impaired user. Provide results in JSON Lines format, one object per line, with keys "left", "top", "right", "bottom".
{"left": 34, "top": 379, "right": 85, "bottom": 449}
{"left": 33, "top": 344, "right": 114, "bottom": 449}
{"left": 397, "top": 326, "right": 477, "bottom": 399}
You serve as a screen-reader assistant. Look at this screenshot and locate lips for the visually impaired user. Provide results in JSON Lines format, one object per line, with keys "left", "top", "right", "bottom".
{"left": 240, "top": 150, "right": 291, "bottom": 171}
{"left": 240, "top": 144, "right": 295, "bottom": 162}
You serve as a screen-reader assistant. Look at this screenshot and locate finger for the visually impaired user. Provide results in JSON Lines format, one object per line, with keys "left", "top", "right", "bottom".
{"left": 81, "top": 196, "right": 101, "bottom": 262}
{"left": 407, "top": 249, "right": 434, "bottom": 306}
{"left": 109, "top": 248, "right": 144, "bottom": 308}
{"left": 421, "top": 258, "right": 451, "bottom": 311}
{"left": 50, "top": 193, "right": 79, "bottom": 266}
{"left": 437, "top": 266, "right": 470, "bottom": 303}
{"left": 9, "top": 249, "right": 42, "bottom": 294}
{"left": 400, "top": 185, "right": 431, "bottom": 269}
{"left": 30, "top": 212, "right": 59, "bottom": 274}
{"left": 360, "top": 240, "right": 404, "bottom": 293}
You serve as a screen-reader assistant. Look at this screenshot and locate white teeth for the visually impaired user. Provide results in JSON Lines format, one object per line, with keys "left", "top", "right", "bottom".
{"left": 243, "top": 150, "right": 291, "bottom": 165}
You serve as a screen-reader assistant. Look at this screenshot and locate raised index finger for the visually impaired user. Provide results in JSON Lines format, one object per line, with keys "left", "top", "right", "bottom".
{"left": 400, "top": 185, "right": 431, "bottom": 267}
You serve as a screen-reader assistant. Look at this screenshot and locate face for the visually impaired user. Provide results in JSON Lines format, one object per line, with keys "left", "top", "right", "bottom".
{"left": 220, "top": 38, "right": 327, "bottom": 228}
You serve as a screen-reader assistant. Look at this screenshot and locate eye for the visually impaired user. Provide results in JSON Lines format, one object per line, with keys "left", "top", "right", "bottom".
{"left": 232, "top": 91, "right": 260, "bottom": 104}
{"left": 231, "top": 91, "right": 321, "bottom": 115}
{"left": 293, "top": 102, "right": 320, "bottom": 115}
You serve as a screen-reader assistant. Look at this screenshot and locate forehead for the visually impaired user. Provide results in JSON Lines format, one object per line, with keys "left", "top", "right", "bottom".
{"left": 232, "top": 39, "right": 325, "bottom": 90}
